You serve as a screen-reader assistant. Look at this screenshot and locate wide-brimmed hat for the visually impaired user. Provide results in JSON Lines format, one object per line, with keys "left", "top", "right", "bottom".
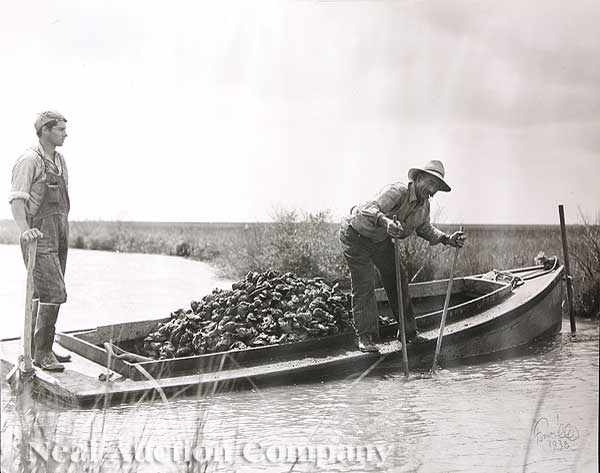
{"left": 408, "top": 160, "right": 451, "bottom": 192}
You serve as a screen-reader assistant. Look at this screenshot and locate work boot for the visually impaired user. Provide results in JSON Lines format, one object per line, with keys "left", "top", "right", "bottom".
{"left": 33, "top": 303, "right": 65, "bottom": 372}
{"left": 405, "top": 330, "right": 428, "bottom": 345}
{"left": 398, "top": 307, "right": 420, "bottom": 343}
{"left": 29, "top": 300, "right": 71, "bottom": 361}
{"left": 404, "top": 306, "right": 417, "bottom": 333}
{"left": 31, "top": 300, "right": 71, "bottom": 363}
{"left": 33, "top": 352, "right": 65, "bottom": 372}
{"left": 53, "top": 350, "right": 72, "bottom": 363}
{"left": 357, "top": 333, "right": 380, "bottom": 353}
{"left": 46, "top": 303, "right": 71, "bottom": 362}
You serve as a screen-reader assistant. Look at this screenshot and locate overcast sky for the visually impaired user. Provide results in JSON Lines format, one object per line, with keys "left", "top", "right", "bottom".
{"left": 1, "top": 0, "right": 598, "bottom": 224}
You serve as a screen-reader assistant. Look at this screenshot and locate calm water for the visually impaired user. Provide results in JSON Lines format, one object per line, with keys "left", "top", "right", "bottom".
{"left": 1, "top": 247, "right": 598, "bottom": 473}
{"left": 0, "top": 244, "right": 233, "bottom": 339}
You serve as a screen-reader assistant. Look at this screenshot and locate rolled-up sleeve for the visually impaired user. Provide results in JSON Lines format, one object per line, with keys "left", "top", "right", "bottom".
{"left": 359, "top": 185, "right": 406, "bottom": 224}
{"left": 416, "top": 222, "right": 446, "bottom": 245}
{"left": 9, "top": 156, "right": 37, "bottom": 203}
{"left": 416, "top": 205, "right": 446, "bottom": 245}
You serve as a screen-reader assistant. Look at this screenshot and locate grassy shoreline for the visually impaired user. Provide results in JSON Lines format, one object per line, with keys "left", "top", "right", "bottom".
{"left": 1, "top": 215, "right": 598, "bottom": 318}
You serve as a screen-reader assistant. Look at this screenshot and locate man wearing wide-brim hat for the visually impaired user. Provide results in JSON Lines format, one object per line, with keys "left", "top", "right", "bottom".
{"left": 339, "top": 160, "right": 465, "bottom": 352}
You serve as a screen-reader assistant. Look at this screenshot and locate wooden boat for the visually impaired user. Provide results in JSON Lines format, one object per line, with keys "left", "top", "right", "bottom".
{"left": 1, "top": 260, "right": 565, "bottom": 407}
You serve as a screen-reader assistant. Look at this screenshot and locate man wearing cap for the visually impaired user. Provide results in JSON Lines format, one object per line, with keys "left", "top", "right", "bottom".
{"left": 339, "top": 160, "right": 465, "bottom": 352}
{"left": 9, "top": 111, "right": 72, "bottom": 371}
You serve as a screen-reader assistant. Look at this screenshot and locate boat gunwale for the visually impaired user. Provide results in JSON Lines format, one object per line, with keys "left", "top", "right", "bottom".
{"left": 1, "top": 266, "right": 566, "bottom": 407}
{"left": 57, "top": 328, "right": 360, "bottom": 380}
{"left": 440, "top": 265, "right": 564, "bottom": 344}
{"left": 54, "top": 275, "right": 520, "bottom": 381}
{"left": 411, "top": 277, "right": 513, "bottom": 328}
{"left": 51, "top": 266, "right": 564, "bottom": 382}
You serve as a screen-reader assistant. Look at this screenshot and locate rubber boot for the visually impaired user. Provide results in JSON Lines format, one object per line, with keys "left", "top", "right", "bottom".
{"left": 33, "top": 303, "right": 65, "bottom": 372}
{"left": 400, "top": 301, "right": 419, "bottom": 342}
{"left": 31, "top": 300, "right": 71, "bottom": 363}
{"left": 53, "top": 348, "right": 72, "bottom": 363}
{"left": 49, "top": 304, "right": 71, "bottom": 363}
{"left": 404, "top": 310, "right": 427, "bottom": 345}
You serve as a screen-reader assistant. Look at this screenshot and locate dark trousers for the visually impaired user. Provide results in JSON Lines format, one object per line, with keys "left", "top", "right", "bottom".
{"left": 339, "top": 222, "right": 416, "bottom": 338}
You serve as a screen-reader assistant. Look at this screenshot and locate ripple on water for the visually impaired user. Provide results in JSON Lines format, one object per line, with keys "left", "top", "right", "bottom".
{"left": 1, "top": 321, "right": 598, "bottom": 473}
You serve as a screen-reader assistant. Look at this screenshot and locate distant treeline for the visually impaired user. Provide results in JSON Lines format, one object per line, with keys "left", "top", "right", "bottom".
{"left": 1, "top": 214, "right": 598, "bottom": 318}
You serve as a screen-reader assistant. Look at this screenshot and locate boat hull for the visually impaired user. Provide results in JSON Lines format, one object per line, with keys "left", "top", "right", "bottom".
{"left": 406, "top": 266, "right": 564, "bottom": 367}
{"left": 1, "top": 266, "right": 565, "bottom": 406}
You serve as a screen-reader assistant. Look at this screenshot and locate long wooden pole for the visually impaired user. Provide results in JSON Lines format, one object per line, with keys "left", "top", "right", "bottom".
{"left": 558, "top": 205, "right": 576, "bottom": 333}
{"left": 22, "top": 240, "right": 37, "bottom": 373}
{"left": 431, "top": 227, "right": 463, "bottom": 373}
{"left": 393, "top": 216, "right": 409, "bottom": 377}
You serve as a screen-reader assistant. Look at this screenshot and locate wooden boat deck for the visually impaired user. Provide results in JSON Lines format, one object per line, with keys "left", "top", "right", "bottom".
{"left": 1, "top": 265, "right": 564, "bottom": 407}
{"left": 1, "top": 335, "right": 404, "bottom": 406}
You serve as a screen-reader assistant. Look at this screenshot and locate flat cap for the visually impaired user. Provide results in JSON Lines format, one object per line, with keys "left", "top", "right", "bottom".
{"left": 34, "top": 111, "right": 67, "bottom": 133}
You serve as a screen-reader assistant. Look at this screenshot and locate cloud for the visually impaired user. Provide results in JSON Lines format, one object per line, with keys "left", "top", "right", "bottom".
{"left": 1, "top": 1, "right": 598, "bottom": 223}
{"left": 412, "top": 0, "right": 600, "bottom": 126}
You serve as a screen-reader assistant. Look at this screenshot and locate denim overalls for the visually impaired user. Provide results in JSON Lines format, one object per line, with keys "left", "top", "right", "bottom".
{"left": 21, "top": 153, "right": 70, "bottom": 304}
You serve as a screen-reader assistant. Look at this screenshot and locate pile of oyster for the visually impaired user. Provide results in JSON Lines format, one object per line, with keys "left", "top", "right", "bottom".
{"left": 141, "top": 270, "right": 354, "bottom": 359}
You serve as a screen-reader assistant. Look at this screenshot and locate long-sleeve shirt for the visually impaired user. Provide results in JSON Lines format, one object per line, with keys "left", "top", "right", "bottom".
{"left": 9, "top": 143, "right": 69, "bottom": 218}
{"left": 347, "top": 181, "right": 446, "bottom": 244}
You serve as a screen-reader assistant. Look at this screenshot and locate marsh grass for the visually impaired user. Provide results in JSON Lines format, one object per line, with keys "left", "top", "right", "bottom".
{"left": 1, "top": 354, "right": 227, "bottom": 473}
{"left": 569, "top": 212, "right": 600, "bottom": 318}
{"left": 0, "top": 213, "right": 597, "bottom": 318}
{"left": 1, "top": 321, "right": 242, "bottom": 473}
{"left": 1, "top": 213, "right": 598, "bottom": 472}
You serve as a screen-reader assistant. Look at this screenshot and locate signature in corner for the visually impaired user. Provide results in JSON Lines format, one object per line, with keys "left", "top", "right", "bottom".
{"left": 532, "top": 414, "right": 580, "bottom": 452}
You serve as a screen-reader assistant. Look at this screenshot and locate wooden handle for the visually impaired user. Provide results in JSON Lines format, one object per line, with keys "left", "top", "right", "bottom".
{"left": 392, "top": 214, "right": 409, "bottom": 377}
{"left": 558, "top": 205, "right": 575, "bottom": 333}
{"left": 23, "top": 240, "right": 38, "bottom": 372}
{"left": 431, "top": 226, "right": 462, "bottom": 373}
